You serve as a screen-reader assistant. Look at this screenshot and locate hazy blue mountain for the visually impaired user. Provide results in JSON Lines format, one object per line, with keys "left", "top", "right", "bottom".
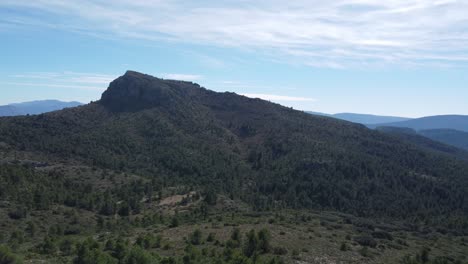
{"left": 309, "top": 111, "right": 468, "bottom": 152}
{"left": 419, "top": 129, "right": 468, "bottom": 151}
{"left": 306, "top": 111, "right": 411, "bottom": 124}
{"left": 372, "top": 115, "right": 468, "bottom": 132}
{"left": 0, "top": 105, "right": 21, "bottom": 116}
{"left": 0, "top": 100, "right": 83, "bottom": 116}
{"left": 333, "top": 113, "right": 411, "bottom": 124}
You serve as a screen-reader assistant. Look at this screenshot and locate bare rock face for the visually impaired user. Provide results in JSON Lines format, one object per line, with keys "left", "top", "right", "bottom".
{"left": 100, "top": 70, "right": 201, "bottom": 112}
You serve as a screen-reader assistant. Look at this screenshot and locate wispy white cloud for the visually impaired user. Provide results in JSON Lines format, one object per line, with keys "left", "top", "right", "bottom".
{"left": 214, "top": 80, "right": 299, "bottom": 92}
{"left": 242, "top": 93, "right": 316, "bottom": 102}
{"left": 2, "top": 82, "right": 104, "bottom": 91}
{"left": 161, "top": 73, "right": 203, "bottom": 81}
{"left": 7, "top": 72, "right": 117, "bottom": 91}
{"left": 1, "top": 0, "right": 468, "bottom": 68}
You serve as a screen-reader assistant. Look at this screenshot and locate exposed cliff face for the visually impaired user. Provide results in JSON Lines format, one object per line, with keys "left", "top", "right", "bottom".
{"left": 99, "top": 71, "right": 203, "bottom": 112}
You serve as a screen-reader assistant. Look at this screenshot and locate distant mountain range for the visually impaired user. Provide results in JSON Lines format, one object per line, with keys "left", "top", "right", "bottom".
{"left": 307, "top": 112, "right": 468, "bottom": 151}
{"left": 306, "top": 111, "right": 412, "bottom": 124}
{"left": 372, "top": 115, "right": 468, "bottom": 151}
{"left": 371, "top": 115, "right": 468, "bottom": 132}
{"left": 0, "top": 100, "right": 83, "bottom": 116}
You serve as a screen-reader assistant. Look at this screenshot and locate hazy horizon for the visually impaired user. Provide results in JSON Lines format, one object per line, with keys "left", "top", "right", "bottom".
{"left": 2, "top": 94, "right": 467, "bottom": 120}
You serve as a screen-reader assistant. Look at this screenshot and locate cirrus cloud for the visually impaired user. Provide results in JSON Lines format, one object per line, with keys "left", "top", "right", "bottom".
{"left": 161, "top": 73, "right": 203, "bottom": 81}
{"left": 1, "top": 0, "right": 468, "bottom": 68}
{"left": 6, "top": 71, "right": 117, "bottom": 91}
{"left": 241, "top": 93, "right": 316, "bottom": 102}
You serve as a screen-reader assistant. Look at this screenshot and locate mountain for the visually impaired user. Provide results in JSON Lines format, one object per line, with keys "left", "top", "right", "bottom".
{"left": 318, "top": 113, "right": 468, "bottom": 151}
{"left": 0, "top": 100, "right": 83, "bottom": 116}
{"left": 0, "top": 105, "right": 21, "bottom": 116}
{"left": 332, "top": 113, "right": 411, "bottom": 124}
{"left": 306, "top": 111, "right": 411, "bottom": 124}
{"left": 0, "top": 71, "right": 467, "bottom": 263}
{"left": 1, "top": 70, "right": 466, "bottom": 219}
{"left": 376, "top": 126, "right": 468, "bottom": 160}
{"left": 419, "top": 129, "right": 468, "bottom": 151}
{"left": 371, "top": 115, "right": 468, "bottom": 132}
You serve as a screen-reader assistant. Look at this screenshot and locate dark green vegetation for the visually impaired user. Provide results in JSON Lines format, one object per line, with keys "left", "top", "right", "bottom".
{"left": 0, "top": 71, "right": 467, "bottom": 263}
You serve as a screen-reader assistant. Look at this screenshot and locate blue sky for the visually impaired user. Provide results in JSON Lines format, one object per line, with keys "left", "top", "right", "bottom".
{"left": 1, "top": 1, "right": 468, "bottom": 117}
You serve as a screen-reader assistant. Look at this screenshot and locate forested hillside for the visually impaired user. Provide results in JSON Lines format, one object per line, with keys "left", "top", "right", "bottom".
{"left": 376, "top": 126, "right": 468, "bottom": 160}
{"left": 0, "top": 71, "right": 467, "bottom": 223}
{"left": 0, "top": 71, "right": 467, "bottom": 263}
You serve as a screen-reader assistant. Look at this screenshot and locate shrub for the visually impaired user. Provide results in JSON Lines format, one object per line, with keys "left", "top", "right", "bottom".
{"left": 340, "top": 242, "right": 348, "bottom": 251}
{"left": 291, "top": 249, "right": 300, "bottom": 260}
{"left": 169, "top": 217, "right": 179, "bottom": 228}
{"left": 136, "top": 234, "right": 160, "bottom": 249}
{"left": 9, "top": 231, "right": 24, "bottom": 246}
{"left": 206, "top": 233, "right": 215, "bottom": 242}
{"left": 8, "top": 207, "right": 27, "bottom": 220}
{"left": 126, "top": 246, "right": 155, "bottom": 264}
{"left": 243, "top": 229, "right": 258, "bottom": 257}
{"left": 163, "top": 243, "right": 171, "bottom": 250}
{"left": 59, "top": 239, "right": 74, "bottom": 255}
{"left": 26, "top": 221, "right": 37, "bottom": 237}
{"left": 257, "top": 229, "right": 271, "bottom": 253}
{"left": 419, "top": 248, "right": 430, "bottom": 264}
{"left": 371, "top": 231, "right": 393, "bottom": 241}
{"left": 38, "top": 236, "right": 57, "bottom": 255}
{"left": 354, "top": 236, "right": 377, "bottom": 248}
{"left": 273, "top": 247, "right": 288, "bottom": 255}
{"left": 74, "top": 239, "right": 116, "bottom": 264}
{"left": 64, "top": 225, "right": 82, "bottom": 235}
{"left": 359, "top": 246, "right": 371, "bottom": 258}
{"left": 226, "top": 228, "right": 242, "bottom": 248}
{"left": 190, "top": 229, "right": 203, "bottom": 245}
{"left": 0, "top": 245, "right": 21, "bottom": 264}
